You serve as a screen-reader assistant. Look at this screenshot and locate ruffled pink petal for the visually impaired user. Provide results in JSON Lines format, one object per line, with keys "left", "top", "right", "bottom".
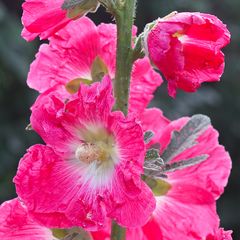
{"left": 0, "top": 198, "right": 54, "bottom": 240}
{"left": 98, "top": 23, "right": 117, "bottom": 76}
{"left": 14, "top": 144, "right": 107, "bottom": 230}
{"left": 129, "top": 58, "right": 163, "bottom": 114}
{"left": 152, "top": 192, "right": 219, "bottom": 240}
{"left": 22, "top": 0, "right": 71, "bottom": 41}
{"left": 140, "top": 108, "right": 170, "bottom": 146}
{"left": 147, "top": 12, "right": 231, "bottom": 97}
{"left": 206, "top": 228, "right": 233, "bottom": 240}
{"left": 28, "top": 17, "right": 100, "bottom": 92}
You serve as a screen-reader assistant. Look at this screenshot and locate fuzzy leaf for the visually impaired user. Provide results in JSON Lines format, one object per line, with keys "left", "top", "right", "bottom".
{"left": 62, "top": 0, "right": 89, "bottom": 9}
{"left": 161, "top": 155, "right": 208, "bottom": 173}
{"left": 67, "top": 6, "right": 88, "bottom": 18}
{"left": 144, "top": 131, "right": 154, "bottom": 143}
{"left": 162, "top": 114, "right": 210, "bottom": 163}
{"left": 62, "top": 0, "right": 100, "bottom": 19}
{"left": 65, "top": 78, "right": 92, "bottom": 94}
{"left": 151, "top": 143, "right": 161, "bottom": 150}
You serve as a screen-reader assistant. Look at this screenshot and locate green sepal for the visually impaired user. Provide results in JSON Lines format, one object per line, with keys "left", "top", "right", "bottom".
{"left": 62, "top": 0, "right": 100, "bottom": 19}
{"left": 91, "top": 56, "right": 109, "bottom": 82}
{"left": 65, "top": 78, "right": 92, "bottom": 94}
{"left": 52, "top": 228, "right": 68, "bottom": 239}
{"left": 144, "top": 177, "right": 171, "bottom": 196}
{"left": 61, "top": 233, "right": 79, "bottom": 240}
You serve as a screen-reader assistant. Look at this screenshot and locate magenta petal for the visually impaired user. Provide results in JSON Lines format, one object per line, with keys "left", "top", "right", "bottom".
{"left": 28, "top": 17, "right": 100, "bottom": 93}
{"left": 153, "top": 195, "right": 219, "bottom": 240}
{"left": 206, "top": 228, "right": 233, "bottom": 240}
{"left": 129, "top": 59, "right": 163, "bottom": 114}
{"left": 140, "top": 108, "right": 170, "bottom": 146}
{"left": 0, "top": 198, "right": 54, "bottom": 240}
{"left": 22, "top": 0, "right": 71, "bottom": 41}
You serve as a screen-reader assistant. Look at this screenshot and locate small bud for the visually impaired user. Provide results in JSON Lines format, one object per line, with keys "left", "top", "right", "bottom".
{"left": 143, "top": 12, "right": 230, "bottom": 97}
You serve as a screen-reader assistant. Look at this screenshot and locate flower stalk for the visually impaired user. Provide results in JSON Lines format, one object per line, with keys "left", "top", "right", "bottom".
{"left": 113, "top": 0, "right": 137, "bottom": 115}
{"left": 111, "top": 0, "right": 137, "bottom": 239}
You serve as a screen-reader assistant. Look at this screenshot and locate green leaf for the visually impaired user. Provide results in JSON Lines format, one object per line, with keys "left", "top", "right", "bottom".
{"left": 67, "top": 5, "right": 88, "bottom": 19}
{"left": 62, "top": 0, "right": 100, "bottom": 19}
{"left": 65, "top": 78, "right": 92, "bottom": 94}
{"left": 161, "top": 114, "right": 210, "bottom": 163}
{"left": 62, "top": 0, "right": 90, "bottom": 9}
{"left": 144, "top": 131, "right": 154, "bottom": 143}
{"left": 161, "top": 155, "right": 208, "bottom": 173}
{"left": 91, "top": 56, "right": 109, "bottom": 82}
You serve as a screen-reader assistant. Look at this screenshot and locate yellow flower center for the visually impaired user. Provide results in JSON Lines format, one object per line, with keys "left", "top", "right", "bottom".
{"left": 75, "top": 125, "right": 117, "bottom": 165}
{"left": 172, "top": 31, "right": 184, "bottom": 38}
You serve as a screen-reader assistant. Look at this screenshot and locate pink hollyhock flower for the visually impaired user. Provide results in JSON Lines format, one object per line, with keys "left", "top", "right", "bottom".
{"left": 14, "top": 77, "right": 155, "bottom": 230}
{"left": 0, "top": 198, "right": 55, "bottom": 240}
{"left": 22, "top": 0, "right": 99, "bottom": 41}
{"left": 27, "top": 17, "right": 162, "bottom": 114}
{"left": 91, "top": 109, "right": 232, "bottom": 239}
{"left": 145, "top": 12, "right": 230, "bottom": 97}
{"left": 206, "top": 228, "right": 233, "bottom": 240}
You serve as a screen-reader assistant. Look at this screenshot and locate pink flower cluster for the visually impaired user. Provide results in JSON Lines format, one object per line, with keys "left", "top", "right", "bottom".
{"left": 0, "top": 0, "right": 233, "bottom": 239}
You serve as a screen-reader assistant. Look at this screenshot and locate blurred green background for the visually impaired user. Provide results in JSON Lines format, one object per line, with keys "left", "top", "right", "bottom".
{"left": 0, "top": 0, "right": 239, "bottom": 238}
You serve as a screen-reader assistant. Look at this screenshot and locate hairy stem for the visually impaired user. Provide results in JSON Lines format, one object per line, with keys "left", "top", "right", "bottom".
{"left": 113, "top": 0, "right": 136, "bottom": 115}
{"left": 111, "top": 0, "right": 137, "bottom": 239}
{"left": 111, "top": 221, "right": 126, "bottom": 240}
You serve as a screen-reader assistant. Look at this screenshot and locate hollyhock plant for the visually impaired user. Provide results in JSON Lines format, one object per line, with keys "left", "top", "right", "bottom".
{"left": 91, "top": 109, "right": 232, "bottom": 240}
{"left": 7, "top": 0, "right": 232, "bottom": 238}
{"left": 145, "top": 12, "right": 231, "bottom": 97}
{"left": 27, "top": 17, "right": 162, "bottom": 115}
{"left": 14, "top": 77, "right": 155, "bottom": 230}
{"left": 21, "top": 0, "right": 100, "bottom": 41}
{"left": 0, "top": 198, "right": 55, "bottom": 240}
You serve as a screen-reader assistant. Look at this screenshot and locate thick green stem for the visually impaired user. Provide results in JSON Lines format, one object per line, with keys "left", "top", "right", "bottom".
{"left": 111, "top": 0, "right": 136, "bottom": 239}
{"left": 111, "top": 221, "right": 126, "bottom": 240}
{"left": 114, "top": 0, "right": 136, "bottom": 115}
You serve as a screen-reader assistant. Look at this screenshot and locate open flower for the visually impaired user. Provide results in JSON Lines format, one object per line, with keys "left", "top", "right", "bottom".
{"left": 145, "top": 12, "right": 230, "bottom": 97}
{"left": 0, "top": 198, "right": 55, "bottom": 240}
{"left": 22, "top": 0, "right": 100, "bottom": 41}
{"left": 91, "top": 108, "right": 232, "bottom": 239}
{"left": 14, "top": 77, "right": 155, "bottom": 230}
{"left": 27, "top": 17, "right": 162, "bottom": 114}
